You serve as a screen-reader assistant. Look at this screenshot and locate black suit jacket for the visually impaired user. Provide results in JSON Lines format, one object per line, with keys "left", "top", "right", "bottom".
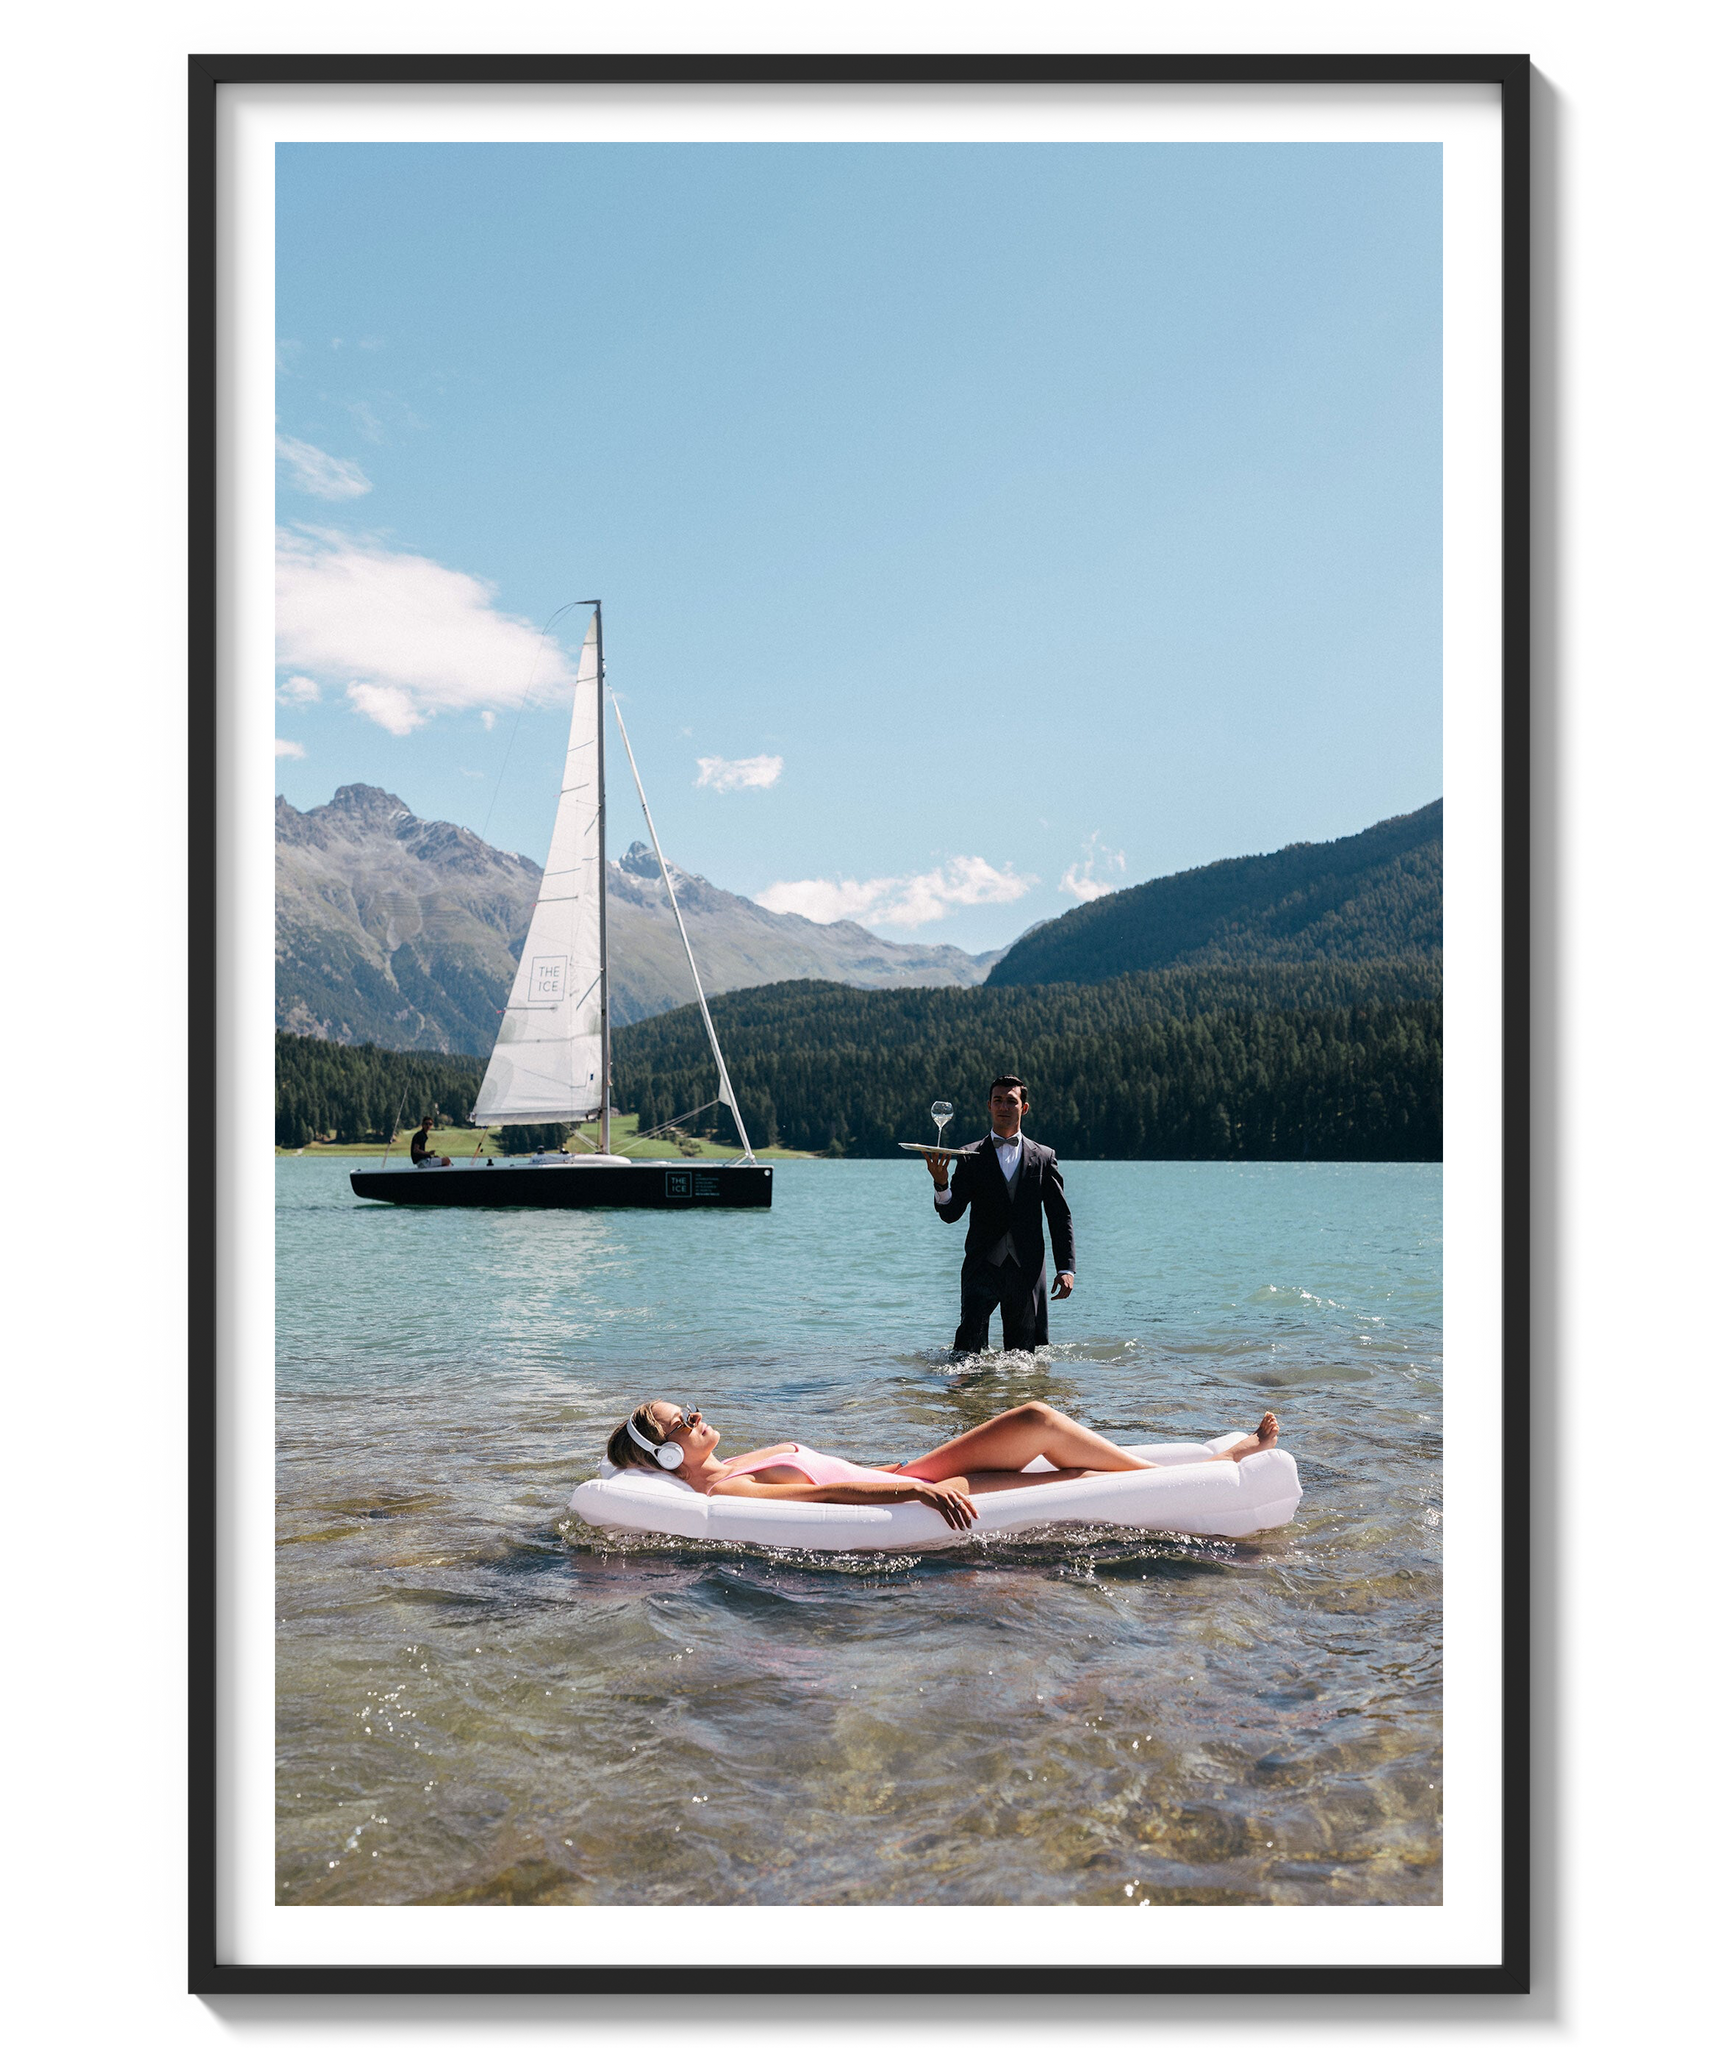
{"left": 937, "top": 1134, "right": 1074, "bottom": 1280}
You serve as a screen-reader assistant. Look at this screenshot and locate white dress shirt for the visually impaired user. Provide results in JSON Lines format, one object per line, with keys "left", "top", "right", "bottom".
{"left": 934, "top": 1131, "right": 1072, "bottom": 1282}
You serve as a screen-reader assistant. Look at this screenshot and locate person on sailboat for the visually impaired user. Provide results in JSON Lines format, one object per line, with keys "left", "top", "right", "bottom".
{"left": 409, "top": 1115, "right": 442, "bottom": 1166}
{"left": 924, "top": 1076, "right": 1074, "bottom": 1356}
{"left": 605, "top": 1400, "right": 1281, "bottom": 1533}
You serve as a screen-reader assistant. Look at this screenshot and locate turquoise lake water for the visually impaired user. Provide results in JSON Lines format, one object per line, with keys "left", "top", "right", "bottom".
{"left": 275, "top": 1157, "right": 1442, "bottom": 1906}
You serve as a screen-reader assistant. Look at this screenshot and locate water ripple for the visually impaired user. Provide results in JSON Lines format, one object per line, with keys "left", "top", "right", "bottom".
{"left": 276, "top": 1158, "right": 1441, "bottom": 1907}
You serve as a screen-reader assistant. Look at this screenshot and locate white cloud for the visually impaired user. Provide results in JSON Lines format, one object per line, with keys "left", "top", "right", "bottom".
{"left": 276, "top": 435, "right": 372, "bottom": 501}
{"left": 696, "top": 754, "right": 784, "bottom": 793}
{"left": 345, "top": 682, "right": 423, "bottom": 736}
{"left": 1060, "top": 835, "right": 1128, "bottom": 902}
{"left": 274, "top": 737, "right": 305, "bottom": 759}
{"left": 275, "top": 528, "right": 576, "bottom": 735}
{"left": 481, "top": 711, "right": 496, "bottom": 731}
{"left": 758, "top": 855, "right": 1036, "bottom": 931}
{"left": 276, "top": 674, "right": 321, "bottom": 707}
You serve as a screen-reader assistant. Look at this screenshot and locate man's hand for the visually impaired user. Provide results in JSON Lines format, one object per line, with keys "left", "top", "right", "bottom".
{"left": 924, "top": 1149, "right": 951, "bottom": 1192}
{"left": 1051, "top": 1271, "right": 1074, "bottom": 1300}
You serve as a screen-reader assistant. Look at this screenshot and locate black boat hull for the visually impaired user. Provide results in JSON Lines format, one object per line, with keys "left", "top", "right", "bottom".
{"left": 349, "top": 1160, "right": 774, "bottom": 1209}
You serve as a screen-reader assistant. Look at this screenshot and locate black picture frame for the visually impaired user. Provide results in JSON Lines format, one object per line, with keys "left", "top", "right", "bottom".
{"left": 192, "top": 49, "right": 1530, "bottom": 1996}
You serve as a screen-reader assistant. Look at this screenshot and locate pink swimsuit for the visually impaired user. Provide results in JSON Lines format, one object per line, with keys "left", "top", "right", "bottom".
{"left": 720, "top": 1443, "right": 892, "bottom": 1486}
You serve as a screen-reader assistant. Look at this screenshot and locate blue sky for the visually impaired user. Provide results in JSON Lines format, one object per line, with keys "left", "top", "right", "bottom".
{"left": 275, "top": 142, "right": 1440, "bottom": 955}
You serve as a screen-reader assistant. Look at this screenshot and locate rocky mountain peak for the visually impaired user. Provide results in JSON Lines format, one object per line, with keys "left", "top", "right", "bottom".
{"left": 327, "top": 783, "right": 416, "bottom": 832}
{"left": 277, "top": 791, "right": 995, "bottom": 1053}
{"left": 277, "top": 786, "right": 414, "bottom": 851}
{"left": 275, "top": 792, "right": 313, "bottom": 845}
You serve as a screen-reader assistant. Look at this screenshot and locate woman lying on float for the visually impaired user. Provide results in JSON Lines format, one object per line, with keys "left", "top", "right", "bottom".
{"left": 606, "top": 1398, "right": 1281, "bottom": 1533}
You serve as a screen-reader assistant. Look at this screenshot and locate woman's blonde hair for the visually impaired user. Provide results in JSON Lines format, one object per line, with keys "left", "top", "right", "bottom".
{"left": 606, "top": 1401, "right": 668, "bottom": 1471}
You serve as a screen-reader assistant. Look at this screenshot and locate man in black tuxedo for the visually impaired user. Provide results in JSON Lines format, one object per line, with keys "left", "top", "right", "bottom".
{"left": 926, "top": 1075, "right": 1075, "bottom": 1355}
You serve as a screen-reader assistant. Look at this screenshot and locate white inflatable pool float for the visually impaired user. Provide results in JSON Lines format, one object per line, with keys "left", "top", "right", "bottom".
{"left": 568, "top": 1437, "right": 1300, "bottom": 1552}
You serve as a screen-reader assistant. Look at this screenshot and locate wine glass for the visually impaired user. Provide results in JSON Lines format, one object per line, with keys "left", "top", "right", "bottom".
{"left": 930, "top": 1100, "right": 953, "bottom": 1153}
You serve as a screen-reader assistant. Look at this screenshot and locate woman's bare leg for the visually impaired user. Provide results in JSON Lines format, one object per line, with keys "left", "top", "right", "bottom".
{"left": 894, "top": 1402, "right": 1279, "bottom": 1482}
{"left": 894, "top": 1402, "right": 1145, "bottom": 1480}
{"left": 958, "top": 1467, "right": 1102, "bottom": 1494}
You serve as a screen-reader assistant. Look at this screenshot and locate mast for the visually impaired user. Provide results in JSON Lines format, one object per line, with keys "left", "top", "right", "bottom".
{"left": 591, "top": 599, "right": 611, "bottom": 1155}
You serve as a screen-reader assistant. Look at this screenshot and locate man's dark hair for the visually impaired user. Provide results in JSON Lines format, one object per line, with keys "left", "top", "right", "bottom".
{"left": 989, "top": 1074, "right": 1028, "bottom": 1098}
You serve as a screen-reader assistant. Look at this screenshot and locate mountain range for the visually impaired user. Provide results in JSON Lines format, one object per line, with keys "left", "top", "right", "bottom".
{"left": 277, "top": 785, "right": 1442, "bottom": 1057}
{"left": 987, "top": 800, "right": 1442, "bottom": 987}
{"left": 276, "top": 785, "right": 1001, "bottom": 1053}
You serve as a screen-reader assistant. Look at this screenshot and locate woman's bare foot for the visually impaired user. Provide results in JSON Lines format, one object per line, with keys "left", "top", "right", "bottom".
{"left": 1221, "top": 1412, "right": 1279, "bottom": 1462}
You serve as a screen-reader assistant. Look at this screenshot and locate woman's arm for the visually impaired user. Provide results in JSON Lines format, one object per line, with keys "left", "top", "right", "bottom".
{"left": 708, "top": 1471, "right": 977, "bottom": 1530}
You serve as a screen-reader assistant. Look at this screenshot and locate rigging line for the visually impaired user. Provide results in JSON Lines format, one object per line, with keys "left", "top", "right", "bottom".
{"left": 609, "top": 694, "right": 756, "bottom": 1162}
{"left": 629, "top": 1099, "right": 721, "bottom": 1141}
{"left": 478, "top": 600, "right": 583, "bottom": 849}
{"left": 378, "top": 1088, "right": 410, "bottom": 1169}
{"left": 614, "top": 1100, "right": 724, "bottom": 1155}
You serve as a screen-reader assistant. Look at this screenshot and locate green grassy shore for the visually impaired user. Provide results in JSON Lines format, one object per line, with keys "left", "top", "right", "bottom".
{"left": 276, "top": 1112, "right": 815, "bottom": 1162}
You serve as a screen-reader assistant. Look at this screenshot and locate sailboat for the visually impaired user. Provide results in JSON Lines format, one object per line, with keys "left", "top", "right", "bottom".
{"left": 349, "top": 603, "right": 773, "bottom": 1210}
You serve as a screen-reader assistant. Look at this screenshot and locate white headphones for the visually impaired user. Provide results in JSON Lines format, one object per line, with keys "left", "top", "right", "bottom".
{"left": 627, "top": 1412, "right": 684, "bottom": 1470}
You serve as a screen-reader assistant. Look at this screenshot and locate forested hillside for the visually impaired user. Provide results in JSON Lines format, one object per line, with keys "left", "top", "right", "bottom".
{"left": 988, "top": 800, "right": 1441, "bottom": 987}
{"left": 275, "top": 1034, "right": 485, "bottom": 1149}
{"left": 612, "top": 961, "right": 1442, "bottom": 1162}
{"left": 279, "top": 954, "right": 1442, "bottom": 1162}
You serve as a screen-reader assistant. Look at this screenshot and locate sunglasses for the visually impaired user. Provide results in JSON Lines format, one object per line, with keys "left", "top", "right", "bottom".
{"left": 662, "top": 1404, "right": 702, "bottom": 1436}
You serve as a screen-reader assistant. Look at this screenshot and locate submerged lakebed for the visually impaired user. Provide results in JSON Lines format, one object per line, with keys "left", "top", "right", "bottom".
{"left": 276, "top": 1157, "right": 1442, "bottom": 1906}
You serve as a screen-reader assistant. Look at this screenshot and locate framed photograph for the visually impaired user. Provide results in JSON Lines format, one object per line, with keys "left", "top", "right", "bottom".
{"left": 194, "top": 53, "right": 1528, "bottom": 1992}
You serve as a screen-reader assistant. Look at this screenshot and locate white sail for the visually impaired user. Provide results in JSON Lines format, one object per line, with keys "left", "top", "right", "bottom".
{"left": 473, "top": 615, "right": 605, "bottom": 1125}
